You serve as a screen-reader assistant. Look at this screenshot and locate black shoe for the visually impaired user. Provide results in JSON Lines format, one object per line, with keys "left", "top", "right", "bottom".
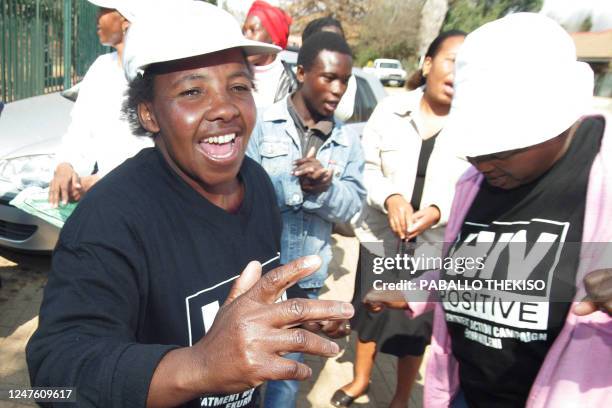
{"left": 330, "top": 386, "right": 369, "bottom": 407}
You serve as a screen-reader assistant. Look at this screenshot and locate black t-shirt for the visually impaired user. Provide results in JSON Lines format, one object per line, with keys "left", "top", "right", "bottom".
{"left": 441, "top": 118, "right": 604, "bottom": 408}
{"left": 27, "top": 148, "right": 282, "bottom": 408}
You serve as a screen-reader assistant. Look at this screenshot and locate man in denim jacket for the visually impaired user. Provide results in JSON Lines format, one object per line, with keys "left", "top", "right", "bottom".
{"left": 247, "top": 31, "right": 366, "bottom": 407}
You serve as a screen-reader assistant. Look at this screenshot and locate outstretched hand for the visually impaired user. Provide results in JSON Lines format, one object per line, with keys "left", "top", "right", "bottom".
{"left": 148, "top": 256, "right": 355, "bottom": 407}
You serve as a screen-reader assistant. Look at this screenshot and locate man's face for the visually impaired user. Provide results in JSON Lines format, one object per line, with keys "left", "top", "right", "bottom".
{"left": 297, "top": 50, "right": 353, "bottom": 118}
{"left": 96, "top": 8, "right": 126, "bottom": 46}
{"left": 468, "top": 132, "right": 570, "bottom": 189}
{"left": 138, "top": 49, "right": 256, "bottom": 193}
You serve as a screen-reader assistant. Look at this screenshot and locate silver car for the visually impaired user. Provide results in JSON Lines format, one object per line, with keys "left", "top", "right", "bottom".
{"left": 0, "top": 92, "right": 74, "bottom": 252}
{"left": 0, "top": 64, "right": 385, "bottom": 252}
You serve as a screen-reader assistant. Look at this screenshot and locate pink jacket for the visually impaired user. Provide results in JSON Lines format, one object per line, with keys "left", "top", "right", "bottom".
{"left": 407, "top": 115, "right": 612, "bottom": 407}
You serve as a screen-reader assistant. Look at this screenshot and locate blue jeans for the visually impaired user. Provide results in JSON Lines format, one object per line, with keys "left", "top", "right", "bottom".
{"left": 264, "top": 287, "right": 320, "bottom": 408}
{"left": 451, "top": 389, "right": 469, "bottom": 408}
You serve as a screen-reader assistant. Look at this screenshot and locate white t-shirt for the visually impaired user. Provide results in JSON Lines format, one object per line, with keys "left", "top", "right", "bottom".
{"left": 251, "top": 58, "right": 285, "bottom": 111}
{"left": 56, "top": 52, "right": 153, "bottom": 177}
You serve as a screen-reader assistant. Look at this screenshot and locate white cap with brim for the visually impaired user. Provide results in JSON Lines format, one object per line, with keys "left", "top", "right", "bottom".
{"left": 87, "top": 0, "right": 141, "bottom": 22}
{"left": 445, "top": 12, "right": 594, "bottom": 159}
{"left": 122, "top": 0, "right": 281, "bottom": 82}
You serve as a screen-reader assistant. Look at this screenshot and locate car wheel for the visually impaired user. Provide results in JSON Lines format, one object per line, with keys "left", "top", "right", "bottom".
{"left": 397, "top": 81, "right": 405, "bottom": 88}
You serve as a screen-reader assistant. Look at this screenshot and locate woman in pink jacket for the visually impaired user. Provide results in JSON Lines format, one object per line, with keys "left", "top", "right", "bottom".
{"left": 365, "top": 13, "right": 612, "bottom": 408}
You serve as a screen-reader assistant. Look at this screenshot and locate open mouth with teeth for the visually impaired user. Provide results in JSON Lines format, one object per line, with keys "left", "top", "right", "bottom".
{"left": 196, "top": 133, "right": 241, "bottom": 163}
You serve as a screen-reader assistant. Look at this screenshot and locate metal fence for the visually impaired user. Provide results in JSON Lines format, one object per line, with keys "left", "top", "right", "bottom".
{"left": 1, "top": 0, "right": 108, "bottom": 103}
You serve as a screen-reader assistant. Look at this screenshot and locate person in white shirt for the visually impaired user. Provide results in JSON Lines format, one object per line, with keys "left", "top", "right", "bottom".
{"left": 49, "top": 0, "right": 152, "bottom": 207}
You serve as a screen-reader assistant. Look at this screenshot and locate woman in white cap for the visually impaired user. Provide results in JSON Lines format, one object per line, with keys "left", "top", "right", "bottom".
{"left": 27, "top": 2, "right": 352, "bottom": 408}
{"left": 364, "top": 12, "right": 612, "bottom": 408}
{"left": 48, "top": 0, "right": 152, "bottom": 207}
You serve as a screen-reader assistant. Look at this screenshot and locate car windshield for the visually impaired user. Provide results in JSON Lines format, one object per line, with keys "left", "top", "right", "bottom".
{"left": 380, "top": 62, "right": 400, "bottom": 69}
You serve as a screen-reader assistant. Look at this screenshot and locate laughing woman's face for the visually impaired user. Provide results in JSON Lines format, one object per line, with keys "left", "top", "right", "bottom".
{"left": 138, "top": 49, "right": 256, "bottom": 198}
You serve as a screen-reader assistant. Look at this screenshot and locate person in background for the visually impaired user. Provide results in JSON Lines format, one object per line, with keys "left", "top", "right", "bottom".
{"left": 242, "top": 0, "right": 295, "bottom": 109}
{"left": 247, "top": 31, "right": 366, "bottom": 408}
{"left": 331, "top": 30, "right": 468, "bottom": 408}
{"left": 49, "top": 0, "right": 152, "bottom": 208}
{"left": 301, "top": 16, "right": 357, "bottom": 122}
{"left": 364, "top": 13, "right": 612, "bottom": 408}
{"left": 27, "top": 3, "right": 354, "bottom": 408}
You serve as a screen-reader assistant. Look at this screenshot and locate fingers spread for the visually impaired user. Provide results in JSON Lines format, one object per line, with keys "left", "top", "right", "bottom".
{"left": 265, "top": 298, "right": 354, "bottom": 328}
{"left": 224, "top": 261, "right": 262, "bottom": 306}
{"left": 266, "top": 356, "right": 312, "bottom": 381}
{"left": 269, "top": 328, "right": 340, "bottom": 357}
{"left": 248, "top": 256, "right": 322, "bottom": 304}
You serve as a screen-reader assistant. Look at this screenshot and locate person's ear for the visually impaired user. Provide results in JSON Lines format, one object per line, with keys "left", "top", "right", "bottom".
{"left": 422, "top": 56, "right": 433, "bottom": 78}
{"left": 296, "top": 64, "right": 305, "bottom": 85}
{"left": 121, "top": 19, "right": 130, "bottom": 36}
{"left": 138, "top": 102, "right": 160, "bottom": 134}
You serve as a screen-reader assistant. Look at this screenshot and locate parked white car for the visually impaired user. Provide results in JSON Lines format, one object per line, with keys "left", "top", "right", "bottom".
{"left": 363, "top": 58, "right": 407, "bottom": 87}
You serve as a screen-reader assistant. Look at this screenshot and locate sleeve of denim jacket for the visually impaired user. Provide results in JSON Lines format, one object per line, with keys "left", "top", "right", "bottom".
{"left": 246, "top": 119, "right": 263, "bottom": 164}
{"left": 301, "top": 130, "right": 366, "bottom": 223}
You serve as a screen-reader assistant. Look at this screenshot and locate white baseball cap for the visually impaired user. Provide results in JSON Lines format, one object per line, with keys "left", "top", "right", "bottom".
{"left": 87, "top": 0, "right": 141, "bottom": 22}
{"left": 445, "top": 12, "right": 594, "bottom": 158}
{"left": 122, "top": 0, "right": 281, "bottom": 82}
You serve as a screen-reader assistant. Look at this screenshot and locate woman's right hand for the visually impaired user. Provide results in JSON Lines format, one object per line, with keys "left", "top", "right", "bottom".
{"left": 384, "top": 194, "right": 414, "bottom": 240}
{"left": 48, "top": 162, "right": 81, "bottom": 208}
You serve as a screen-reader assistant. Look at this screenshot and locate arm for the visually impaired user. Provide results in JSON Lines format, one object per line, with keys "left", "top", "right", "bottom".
{"left": 362, "top": 269, "right": 439, "bottom": 318}
{"left": 418, "top": 135, "right": 471, "bottom": 230}
{"left": 245, "top": 118, "right": 264, "bottom": 164}
{"left": 27, "top": 245, "right": 175, "bottom": 407}
{"left": 361, "top": 102, "right": 408, "bottom": 213}
{"left": 54, "top": 58, "right": 104, "bottom": 177}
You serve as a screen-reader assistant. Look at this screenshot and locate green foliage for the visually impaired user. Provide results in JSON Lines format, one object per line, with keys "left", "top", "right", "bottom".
{"left": 353, "top": 0, "right": 422, "bottom": 67}
{"left": 442, "top": 0, "right": 543, "bottom": 33}
{"left": 579, "top": 15, "right": 593, "bottom": 32}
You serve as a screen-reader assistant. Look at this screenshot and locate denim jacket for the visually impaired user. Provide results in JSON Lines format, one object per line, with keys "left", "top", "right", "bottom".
{"left": 247, "top": 96, "right": 366, "bottom": 288}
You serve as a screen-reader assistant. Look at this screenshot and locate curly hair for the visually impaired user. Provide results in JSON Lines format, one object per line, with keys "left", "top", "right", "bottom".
{"left": 122, "top": 72, "right": 155, "bottom": 137}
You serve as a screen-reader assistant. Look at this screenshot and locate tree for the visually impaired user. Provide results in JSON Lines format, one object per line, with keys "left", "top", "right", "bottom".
{"left": 442, "top": 0, "right": 543, "bottom": 33}
{"left": 352, "top": 0, "right": 423, "bottom": 67}
{"left": 282, "top": 0, "right": 369, "bottom": 44}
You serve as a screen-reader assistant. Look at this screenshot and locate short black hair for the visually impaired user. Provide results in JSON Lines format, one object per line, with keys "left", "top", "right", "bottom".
{"left": 302, "top": 17, "right": 344, "bottom": 42}
{"left": 297, "top": 31, "right": 352, "bottom": 71}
